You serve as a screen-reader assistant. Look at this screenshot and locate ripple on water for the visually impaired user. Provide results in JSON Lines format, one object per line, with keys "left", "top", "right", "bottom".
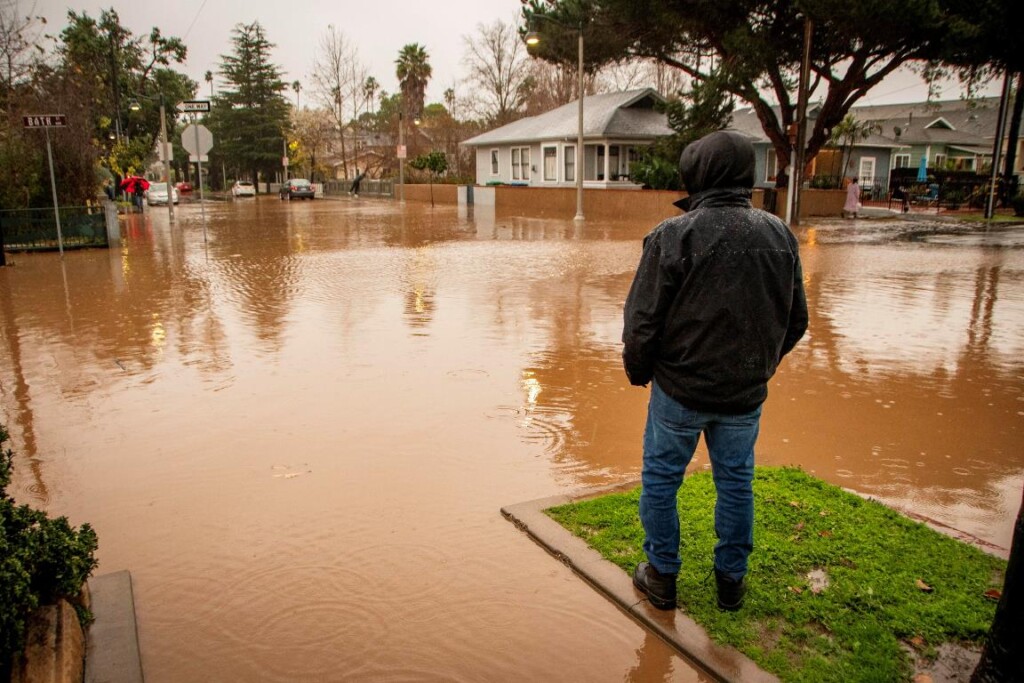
{"left": 200, "top": 562, "right": 389, "bottom": 679}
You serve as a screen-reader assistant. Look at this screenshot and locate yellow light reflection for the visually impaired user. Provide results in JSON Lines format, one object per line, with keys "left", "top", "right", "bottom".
{"left": 806, "top": 228, "right": 818, "bottom": 248}
{"left": 414, "top": 285, "right": 426, "bottom": 314}
{"left": 150, "top": 316, "right": 166, "bottom": 348}
{"left": 522, "top": 374, "right": 542, "bottom": 405}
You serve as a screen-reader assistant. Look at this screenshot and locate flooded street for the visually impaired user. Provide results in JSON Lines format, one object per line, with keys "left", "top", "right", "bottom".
{"left": 1, "top": 198, "right": 1021, "bottom": 681}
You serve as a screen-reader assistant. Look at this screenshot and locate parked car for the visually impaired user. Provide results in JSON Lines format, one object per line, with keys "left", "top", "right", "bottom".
{"left": 232, "top": 180, "right": 256, "bottom": 198}
{"left": 146, "top": 182, "right": 179, "bottom": 205}
{"left": 279, "top": 178, "right": 315, "bottom": 200}
{"left": 175, "top": 181, "right": 193, "bottom": 194}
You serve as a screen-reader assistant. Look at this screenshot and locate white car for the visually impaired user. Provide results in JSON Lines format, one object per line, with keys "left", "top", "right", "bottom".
{"left": 146, "top": 182, "right": 179, "bottom": 205}
{"left": 232, "top": 181, "right": 256, "bottom": 197}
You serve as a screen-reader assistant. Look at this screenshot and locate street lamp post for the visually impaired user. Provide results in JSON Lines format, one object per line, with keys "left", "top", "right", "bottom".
{"left": 130, "top": 93, "right": 175, "bottom": 223}
{"left": 525, "top": 14, "right": 586, "bottom": 221}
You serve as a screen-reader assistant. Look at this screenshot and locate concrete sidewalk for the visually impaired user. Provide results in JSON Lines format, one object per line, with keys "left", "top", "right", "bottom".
{"left": 501, "top": 490, "right": 778, "bottom": 683}
{"left": 85, "top": 571, "right": 144, "bottom": 683}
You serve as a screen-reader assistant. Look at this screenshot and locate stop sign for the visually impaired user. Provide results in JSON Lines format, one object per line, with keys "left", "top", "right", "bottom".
{"left": 181, "top": 124, "right": 213, "bottom": 156}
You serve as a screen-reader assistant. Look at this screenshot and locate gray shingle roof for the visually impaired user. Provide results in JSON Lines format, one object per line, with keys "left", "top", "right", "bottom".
{"left": 461, "top": 88, "right": 674, "bottom": 146}
{"left": 730, "top": 95, "right": 1019, "bottom": 149}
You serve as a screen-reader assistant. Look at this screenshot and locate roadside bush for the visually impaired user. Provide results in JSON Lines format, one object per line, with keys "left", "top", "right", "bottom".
{"left": 0, "top": 423, "right": 98, "bottom": 669}
{"left": 1012, "top": 192, "right": 1024, "bottom": 217}
{"left": 630, "top": 153, "right": 682, "bottom": 191}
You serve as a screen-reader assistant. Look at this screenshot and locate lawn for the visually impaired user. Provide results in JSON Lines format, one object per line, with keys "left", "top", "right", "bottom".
{"left": 544, "top": 467, "right": 1005, "bottom": 683}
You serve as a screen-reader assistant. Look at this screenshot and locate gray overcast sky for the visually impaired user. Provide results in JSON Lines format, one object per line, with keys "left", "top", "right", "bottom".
{"left": 36, "top": 0, "right": 1000, "bottom": 109}
{"left": 36, "top": 0, "right": 522, "bottom": 105}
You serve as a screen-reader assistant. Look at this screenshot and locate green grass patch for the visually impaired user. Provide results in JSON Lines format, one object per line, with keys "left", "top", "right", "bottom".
{"left": 545, "top": 467, "right": 1004, "bottom": 683}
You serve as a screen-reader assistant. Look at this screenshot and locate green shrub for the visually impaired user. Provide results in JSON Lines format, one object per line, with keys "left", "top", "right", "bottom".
{"left": 630, "top": 153, "right": 682, "bottom": 191}
{"left": 0, "top": 423, "right": 98, "bottom": 667}
{"left": 1012, "top": 193, "right": 1024, "bottom": 217}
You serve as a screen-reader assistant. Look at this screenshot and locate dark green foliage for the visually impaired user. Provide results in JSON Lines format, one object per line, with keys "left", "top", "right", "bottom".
{"left": 547, "top": 467, "right": 1005, "bottom": 683}
{"left": 1012, "top": 193, "right": 1024, "bottom": 217}
{"left": 409, "top": 151, "right": 448, "bottom": 176}
{"left": 629, "top": 80, "right": 734, "bottom": 191}
{"left": 409, "top": 151, "right": 449, "bottom": 206}
{"left": 524, "top": 0, "right": 1015, "bottom": 174}
{"left": 207, "top": 22, "right": 290, "bottom": 189}
{"left": 0, "top": 423, "right": 98, "bottom": 666}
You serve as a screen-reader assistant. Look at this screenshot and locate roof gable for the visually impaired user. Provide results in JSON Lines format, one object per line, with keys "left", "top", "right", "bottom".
{"left": 461, "top": 88, "right": 672, "bottom": 147}
{"left": 925, "top": 117, "right": 955, "bottom": 130}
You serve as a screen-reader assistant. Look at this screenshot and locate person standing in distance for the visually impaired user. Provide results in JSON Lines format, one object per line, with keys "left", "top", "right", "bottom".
{"left": 622, "top": 130, "right": 808, "bottom": 611}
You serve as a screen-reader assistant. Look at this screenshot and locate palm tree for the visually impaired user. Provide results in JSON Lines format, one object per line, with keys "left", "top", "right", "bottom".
{"left": 395, "top": 43, "right": 431, "bottom": 122}
{"left": 204, "top": 70, "right": 214, "bottom": 99}
{"left": 292, "top": 80, "right": 301, "bottom": 109}
{"left": 829, "top": 114, "right": 880, "bottom": 181}
{"left": 363, "top": 76, "right": 379, "bottom": 114}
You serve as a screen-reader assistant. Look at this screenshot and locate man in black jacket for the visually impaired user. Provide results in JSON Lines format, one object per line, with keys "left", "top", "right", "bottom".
{"left": 623, "top": 130, "right": 808, "bottom": 611}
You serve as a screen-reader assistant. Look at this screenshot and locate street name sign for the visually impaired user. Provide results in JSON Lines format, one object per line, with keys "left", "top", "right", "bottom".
{"left": 23, "top": 115, "right": 67, "bottom": 128}
{"left": 178, "top": 100, "right": 211, "bottom": 113}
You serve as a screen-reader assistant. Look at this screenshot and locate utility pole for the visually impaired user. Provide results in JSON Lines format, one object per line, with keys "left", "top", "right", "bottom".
{"left": 986, "top": 72, "right": 1012, "bottom": 220}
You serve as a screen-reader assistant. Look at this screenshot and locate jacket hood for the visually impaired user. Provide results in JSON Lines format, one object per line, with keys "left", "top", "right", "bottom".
{"left": 679, "top": 130, "right": 756, "bottom": 194}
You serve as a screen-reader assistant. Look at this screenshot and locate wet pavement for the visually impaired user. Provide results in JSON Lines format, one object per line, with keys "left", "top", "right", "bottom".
{"left": 1, "top": 199, "right": 1021, "bottom": 681}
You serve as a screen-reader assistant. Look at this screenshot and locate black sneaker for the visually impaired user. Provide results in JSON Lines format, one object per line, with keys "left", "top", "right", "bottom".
{"left": 633, "top": 562, "right": 677, "bottom": 610}
{"left": 714, "top": 569, "right": 746, "bottom": 611}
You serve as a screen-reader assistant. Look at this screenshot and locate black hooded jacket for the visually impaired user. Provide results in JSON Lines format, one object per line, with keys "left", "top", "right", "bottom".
{"left": 622, "top": 131, "right": 808, "bottom": 413}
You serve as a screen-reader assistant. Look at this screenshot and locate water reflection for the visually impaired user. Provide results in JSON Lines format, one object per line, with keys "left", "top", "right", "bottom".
{"left": 0, "top": 201, "right": 1020, "bottom": 682}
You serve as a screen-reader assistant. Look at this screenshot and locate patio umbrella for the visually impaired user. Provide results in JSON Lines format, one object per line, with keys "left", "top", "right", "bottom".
{"left": 916, "top": 156, "right": 928, "bottom": 182}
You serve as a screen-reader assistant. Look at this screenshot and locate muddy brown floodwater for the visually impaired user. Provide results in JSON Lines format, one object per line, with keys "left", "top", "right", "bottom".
{"left": 1, "top": 198, "right": 1021, "bottom": 682}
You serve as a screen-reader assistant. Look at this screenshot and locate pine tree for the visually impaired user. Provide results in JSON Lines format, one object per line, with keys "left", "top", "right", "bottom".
{"left": 209, "top": 21, "right": 289, "bottom": 191}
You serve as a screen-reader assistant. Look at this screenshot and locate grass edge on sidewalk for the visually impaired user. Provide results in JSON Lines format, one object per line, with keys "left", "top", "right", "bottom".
{"left": 544, "top": 467, "right": 1005, "bottom": 683}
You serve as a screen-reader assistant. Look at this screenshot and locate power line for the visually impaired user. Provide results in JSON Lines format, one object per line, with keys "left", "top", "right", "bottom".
{"left": 182, "top": 0, "right": 210, "bottom": 40}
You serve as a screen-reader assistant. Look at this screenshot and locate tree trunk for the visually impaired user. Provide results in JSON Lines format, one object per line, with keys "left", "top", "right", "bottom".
{"left": 971, "top": 485, "right": 1024, "bottom": 683}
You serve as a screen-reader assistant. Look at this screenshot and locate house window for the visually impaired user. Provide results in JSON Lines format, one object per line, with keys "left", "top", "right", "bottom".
{"left": 564, "top": 145, "right": 575, "bottom": 182}
{"left": 893, "top": 153, "right": 910, "bottom": 168}
{"left": 934, "top": 154, "right": 946, "bottom": 169}
{"left": 543, "top": 147, "right": 557, "bottom": 181}
{"left": 858, "top": 156, "right": 876, "bottom": 184}
{"left": 765, "top": 149, "right": 778, "bottom": 183}
{"left": 490, "top": 149, "right": 499, "bottom": 175}
{"left": 511, "top": 146, "right": 530, "bottom": 181}
{"left": 609, "top": 145, "right": 621, "bottom": 179}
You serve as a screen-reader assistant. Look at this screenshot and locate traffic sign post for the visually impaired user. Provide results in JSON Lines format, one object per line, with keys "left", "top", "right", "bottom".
{"left": 23, "top": 115, "right": 68, "bottom": 258}
{"left": 181, "top": 121, "right": 214, "bottom": 243}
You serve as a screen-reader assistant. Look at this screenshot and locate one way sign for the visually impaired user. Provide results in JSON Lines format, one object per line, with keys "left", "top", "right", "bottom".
{"left": 177, "top": 100, "right": 211, "bottom": 113}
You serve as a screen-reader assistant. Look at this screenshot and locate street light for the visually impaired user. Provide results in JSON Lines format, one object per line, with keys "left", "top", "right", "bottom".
{"left": 526, "top": 12, "right": 585, "bottom": 222}
{"left": 129, "top": 93, "right": 175, "bottom": 223}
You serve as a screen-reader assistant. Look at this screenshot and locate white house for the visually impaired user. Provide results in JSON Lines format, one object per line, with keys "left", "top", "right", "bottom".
{"left": 461, "top": 88, "right": 673, "bottom": 188}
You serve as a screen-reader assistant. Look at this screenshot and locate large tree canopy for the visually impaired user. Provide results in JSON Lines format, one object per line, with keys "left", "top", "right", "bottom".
{"left": 208, "top": 21, "right": 289, "bottom": 189}
{"left": 524, "top": 0, "right": 1014, "bottom": 170}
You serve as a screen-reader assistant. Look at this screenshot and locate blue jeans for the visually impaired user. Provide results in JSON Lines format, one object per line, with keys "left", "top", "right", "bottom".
{"left": 639, "top": 381, "right": 761, "bottom": 581}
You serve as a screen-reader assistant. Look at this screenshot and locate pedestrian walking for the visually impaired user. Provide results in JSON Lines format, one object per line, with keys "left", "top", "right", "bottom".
{"left": 843, "top": 177, "right": 861, "bottom": 218}
{"left": 349, "top": 168, "right": 366, "bottom": 197}
{"left": 622, "top": 130, "right": 808, "bottom": 612}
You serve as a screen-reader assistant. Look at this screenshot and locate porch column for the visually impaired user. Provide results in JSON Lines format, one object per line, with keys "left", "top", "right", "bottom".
{"left": 603, "top": 143, "right": 610, "bottom": 182}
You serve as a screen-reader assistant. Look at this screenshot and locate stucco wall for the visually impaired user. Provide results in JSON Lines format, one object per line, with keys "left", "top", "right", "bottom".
{"left": 400, "top": 183, "right": 842, "bottom": 219}
{"left": 403, "top": 184, "right": 459, "bottom": 204}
